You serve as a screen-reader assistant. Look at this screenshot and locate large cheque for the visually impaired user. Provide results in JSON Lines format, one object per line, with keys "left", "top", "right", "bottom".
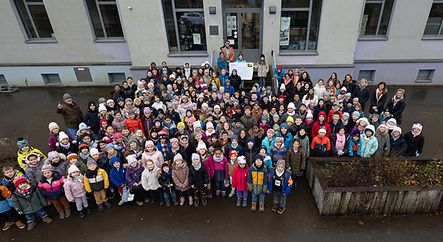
{"left": 229, "top": 62, "right": 254, "bottom": 80}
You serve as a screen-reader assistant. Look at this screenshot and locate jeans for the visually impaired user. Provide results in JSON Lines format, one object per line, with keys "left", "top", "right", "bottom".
{"left": 67, "top": 128, "right": 78, "bottom": 140}
{"left": 251, "top": 192, "right": 265, "bottom": 203}
{"left": 272, "top": 192, "right": 287, "bottom": 208}
{"left": 236, "top": 190, "right": 248, "bottom": 200}
{"left": 25, "top": 208, "right": 48, "bottom": 223}
{"left": 146, "top": 188, "right": 164, "bottom": 203}
{"left": 259, "top": 77, "right": 266, "bottom": 88}
{"left": 214, "top": 170, "right": 226, "bottom": 192}
{"left": 163, "top": 188, "right": 177, "bottom": 203}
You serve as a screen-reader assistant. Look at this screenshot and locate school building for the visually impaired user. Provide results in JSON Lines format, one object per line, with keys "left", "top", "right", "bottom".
{"left": 0, "top": 0, "right": 443, "bottom": 86}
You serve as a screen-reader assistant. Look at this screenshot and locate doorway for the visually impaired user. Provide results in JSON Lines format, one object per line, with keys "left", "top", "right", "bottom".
{"left": 223, "top": 8, "right": 262, "bottom": 62}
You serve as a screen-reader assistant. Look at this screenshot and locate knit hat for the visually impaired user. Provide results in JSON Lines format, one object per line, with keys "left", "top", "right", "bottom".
{"left": 48, "top": 122, "right": 60, "bottom": 132}
{"left": 276, "top": 160, "right": 285, "bottom": 168}
{"left": 267, "top": 129, "right": 275, "bottom": 135}
{"left": 143, "top": 107, "right": 151, "bottom": 115}
{"left": 286, "top": 116, "right": 294, "bottom": 124}
{"left": 117, "top": 97, "right": 124, "bottom": 103}
{"left": 67, "top": 165, "right": 80, "bottom": 175}
{"left": 67, "top": 153, "right": 78, "bottom": 161}
{"left": 340, "top": 87, "right": 347, "bottom": 92}
{"left": 90, "top": 148, "right": 100, "bottom": 157}
{"left": 287, "top": 102, "right": 296, "bottom": 110}
{"left": 114, "top": 132, "right": 123, "bottom": 140}
{"left": 319, "top": 128, "right": 327, "bottom": 134}
{"left": 78, "top": 143, "right": 89, "bottom": 151}
{"left": 110, "top": 156, "right": 121, "bottom": 166}
{"left": 342, "top": 112, "right": 350, "bottom": 118}
{"left": 238, "top": 156, "right": 247, "bottom": 165}
{"left": 41, "top": 162, "right": 54, "bottom": 173}
{"left": 25, "top": 152, "right": 40, "bottom": 163}
{"left": 280, "top": 84, "right": 286, "bottom": 91}
{"left": 357, "top": 117, "right": 370, "bottom": 127}
{"left": 98, "top": 104, "right": 107, "bottom": 112}
{"left": 231, "top": 135, "right": 238, "bottom": 142}
{"left": 105, "top": 143, "right": 115, "bottom": 151}
{"left": 191, "top": 153, "right": 200, "bottom": 162}
{"left": 193, "top": 121, "right": 202, "bottom": 131}
{"left": 196, "top": 141, "right": 207, "bottom": 151}
{"left": 318, "top": 111, "right": 327, "bottom": 118}
{"left": 63, "top": 93, "right": 72, "bottom": 101}
{"left": 229, "top": 150, "right": 238, "bottom": 157}
{"left": 306, "top": 111, "right": 314, "bottom": 119}
{"left": 170, "top": 138, "right": 179, "bottom": 144}
{"left": 255, "top": 155, "right": 263, "bottom": 161}
{"left": 412, "top": 123, "right": 423, "bottom": 131}
{"left": 58, "top": 131, "right": 69, "bottom": 141}
{"left": 145, "top": 140, "right": 154, "bottom": 148}
{"left": 214, "top": 104, "right": 220, "bottom": 110}
{"left": 280, "top": 123, "right": 288, "bottom": 129}
{"left": 47, "top": 151, "right": 60, "bottom": 161}
{"left": 86, "top": 157, "right": 97, "bottom": 167}
{"left": 173, "top": 153, "right": 183, "bottom": 163}
{"left": 206, "top": 122, "right": 214, "bottom": 129}
{"left": 126, "top": 155, "right": 137, "bottom": 165}
{"left": 16, "top": 138, "right": 29, "bottom": 149}
{"left": 14, "top": 177, "right": 28, "bottom": 188}
{"left": 78, "top": 122, "right": 88, "bottom": 132}
{"left": 106, "top": 99, "right": 114, "bottom": 105}
{"left": 393, "top": 126, "right": 402, "bottom": 134}
{"left": 177, "top": 122, "right": 186, "bottom": 129}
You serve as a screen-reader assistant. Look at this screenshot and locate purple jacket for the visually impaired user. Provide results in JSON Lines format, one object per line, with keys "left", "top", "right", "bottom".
{"left": 211, "top": 156, "right": 229, "bottom": 179}
{"left": 125, "top": 164, "right": 144, "bottom": 190}
{"left": 48, "top": 134, "right": 58, "bottom": 152}
{"left": 63, "top": 176, "right": 86, "bottom": 201}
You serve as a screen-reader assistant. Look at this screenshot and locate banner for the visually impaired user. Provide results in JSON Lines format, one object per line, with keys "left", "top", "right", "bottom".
{"left": 229, "top": 62, "right": 254, "bottom": 80}
{"left": 280, "top": 17, "right": 291, "bottom": 46}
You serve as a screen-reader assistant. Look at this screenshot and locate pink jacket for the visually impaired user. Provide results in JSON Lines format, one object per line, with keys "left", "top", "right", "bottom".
{"left": 142, "top": 150, "right": 164, "bottom": 168}
{"left": 210, "top": 155, "right": 229, "bottom": 178}
{"left": 63, "top": 176, "right": 86, "bottom": 201}
{"left": 202, "top": 155, "right": 214, "bottom": 179}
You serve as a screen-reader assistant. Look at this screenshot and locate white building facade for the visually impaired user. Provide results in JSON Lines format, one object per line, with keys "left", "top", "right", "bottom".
{"left": 0, "top": 0, "right": 442, "bottom": 86}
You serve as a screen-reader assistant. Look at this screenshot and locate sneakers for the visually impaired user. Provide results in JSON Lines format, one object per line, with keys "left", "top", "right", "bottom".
{"left": 236, "top": 199, "right": 241, "bottom": 207}
{"left": 173, "top": 199, "right": 179, "bottom": 206}
{"left": 16, "top": 221, "right": 26, "bottom": 229}
{"left": 42, "top": 216, "right": 53, "bottom": 223}
{"left": 136, "top": 201, "right": 144, "bottom": 206}
{"left": 201, "top": 198, "right": 207, "bottom": 206}
{"left": 79, "top": 210, "right": 86, "bottom": 219}
{"left": 272, "top": 204, "right": 279, "bottom": 213}
{"left": 259, "top": 202, "right": 265, "bottom": 212}
{"left": 65, "top": 209, "right": 71, "bottom": 218}
{"left": 215, "top": 190, "right": 221, "bottom": 197}
{"left": 144, "top": 198, "right": 150, "bottom": 203}
{"left": 165, "top": 200, "right": 171, "bottom": 207}
{"left": 118, "top": 200, "right": 125, "bottom": 206}
{"left": 27, "top": 221, "right": 36, "bottom": 231}
{"left": 228, "top": 189, "right": 236, "bottom": 198}
{"left": 2, "top": 221, "right": 14, "bottom": 231}
{"left": 179, "top": 197, "right": 185, "bottom": 206}
{"left": 277, "top": 207, "right": 286, "bottom": 215}
{"left": 242, "top": 199, "right": 248, "bottom": 207}
{"left": 104, "top": 201, "right": 112, "bottom": 209}
{"left": 188, "top": 196, "right": 193, "bottom": 206}
{"left": 251, "top": 202, "right": 257, "bottom": 211}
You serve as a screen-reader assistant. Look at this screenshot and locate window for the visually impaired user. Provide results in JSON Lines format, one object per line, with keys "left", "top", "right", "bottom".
{"left": 162, "top": 0, "right": 207, "bottom": 52}
{"left": 13, "top": 0, "right": 55, "bottom": 39}
{"left": 223, "top": 0, "right": 262, "bottom": 8}
{"left": 424, "top": 2, "right": 443, "bottom": 36}
{"left": 85, "top": 0, "right": 124, "bottom": 39}
{"left": 416, "top": 69, "right": 434, "bottom": 82}
{"left": 280, "top": 0, "right": 322, "bottom": 51}
{"left": 360, "top": 0, "right": 394, "bottom": 37}
{"left": 358, "top": 70, "right": 375, "bottom": 83}
{"left": 42, "top": 74, "right": 61, "bottom": 84}
{"left": 0, "top": 74, "right": 7, "bottom": 85}
{"left": 108, "top": 73, "right": 126, "bottom": 84}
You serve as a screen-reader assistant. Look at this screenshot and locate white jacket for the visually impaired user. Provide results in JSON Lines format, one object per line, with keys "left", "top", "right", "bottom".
{"left": 141, "top": 167, "right": 161, "bottom": 191}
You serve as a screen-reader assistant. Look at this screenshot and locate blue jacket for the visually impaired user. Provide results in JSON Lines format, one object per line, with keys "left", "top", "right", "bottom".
{"left": 219, "top": 74, "right": 229, "bottom": 87}
{"left": 109, "top": 157, "right": 126, "bottom": 187}
{"left": 0, "top": 186, "right": 14, "bottom": 213}
{"left": 348, "top": 138, "right": 361, "bottom": 157}
{"left": 261, "top": 136, "right": 276, "bottom": 154}
{"left": 224, "top": 85, "right": 235, "bottom": 95}
{"left": 268, "top": 169, "right": 293, "bottom": 195}
{"left": 278, "top": 131, "right": 293, "bottom": 151}
{"left": 217, "top": 57, "right": 228, "bottom": 71}
{"left": 359, "top": 125, "right": 378, "bottom": 158}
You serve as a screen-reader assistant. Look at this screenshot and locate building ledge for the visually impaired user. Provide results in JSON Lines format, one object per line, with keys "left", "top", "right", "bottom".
{"left": 279, "top": 51, "right": 319, "bottom": 56}
{"left": 358, "top": 36, "right": 388, "bottom": 41}
{"left": 167, "top": 52, "right": 209, "bottom": 57}
{"left": 25, "top": 39, "right": 57, "bottom": 44}
{"left": 421, "top": 36, "right": 443, "bottom": 41}
{"left": 94, "top": 38, "right": 126, "bottom": 43}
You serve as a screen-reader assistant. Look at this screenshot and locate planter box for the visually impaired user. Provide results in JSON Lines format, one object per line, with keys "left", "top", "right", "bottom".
{"left": 306, "top": 158, "right": 443, "bottom": 215}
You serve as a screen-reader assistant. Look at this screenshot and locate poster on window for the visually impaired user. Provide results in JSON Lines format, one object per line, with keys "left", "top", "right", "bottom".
{"left": 226, "top": 15, "right": 237, "bottom": 36}
{"left": 280, "top": 17, "right": 291, "bottom": 46}
{"left": 192, "top": 33, "right": 201, "bottom": 45}
{"left": 229, "top": 62, "right": 254, "bottom": 80}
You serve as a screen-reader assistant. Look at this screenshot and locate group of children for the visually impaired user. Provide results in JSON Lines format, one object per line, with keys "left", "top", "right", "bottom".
{"left": 0, "top": 61, "right": 425, "bottom": 232}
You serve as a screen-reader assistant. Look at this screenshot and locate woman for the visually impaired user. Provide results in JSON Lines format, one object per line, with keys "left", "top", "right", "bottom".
{"left": 229, "top": 69, "right": 242, "bottom": 91}
{"left": 217, "top": 52, "right": 228, "bottom": 72}
{"left": 342, "top": 74, "right": 355, "bottom": 95}
{"left": 313, "top": 79, "right": 327, "bottom": 99}
{"left": 385, "top": 88, "right": 406, "bottom": 125}
{"left": 374, "top": 124, "right": 390, "bottom": 157}
{"left": 369, "top": 82, "right": 388, "bottom": 115}
{"left": 83, "top": 102, "right": 100, "bottom": 135}
{"left": 257, "top": 54, "right": 269, "bottom": 88}
{"left": 328, "top": 72, "right": 339, "bottom": 85}
{"left": 302, "top": 88, "right": 318, "bottom": 111}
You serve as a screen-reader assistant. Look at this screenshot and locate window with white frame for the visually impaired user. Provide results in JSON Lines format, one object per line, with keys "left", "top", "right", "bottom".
{"left": 280, "top": 0, "right": 322, "bottom": 51}
{"left": 13, "top": 0, "right": 55, "bottom": 40}
{"left": 360, "top": 0, "right": 394, "bottom": 37}
{"left": 85, "top": 0, "right": 124, "bottom": 39}
{"left": 162, "top": 0, "right": 207, "bottom": 52}
{"left": 424, "top": 1, "right": 443, "bottom": 36}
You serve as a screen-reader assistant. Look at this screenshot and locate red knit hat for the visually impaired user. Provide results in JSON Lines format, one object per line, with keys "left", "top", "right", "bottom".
{"left": 229, "top": 150, "right": 238, "bottom": 158}
{"left": 14, "top": 177, "right": 28, "bottom": 188}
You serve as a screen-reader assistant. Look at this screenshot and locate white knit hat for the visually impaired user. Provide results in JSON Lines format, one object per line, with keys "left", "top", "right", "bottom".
{"left": 191, "top": 153, "right": 200, "bottom": 161}
{"left": 58, "top": 131, "right": 69, "bottom": 141}
{"left": 48, "top": 122, "right": 59, "bottom": 132}
{"left": 98, "top": 104, "right": 107, "bottom": 112}
{"left": 238, "top": 156, "right": 247, "bottom": 165}
{"left": 196, "top": 141, "right": 207, "bottom": 151}
{"left": 287, "top": 102, "right": 296, "bottom": 110}
{"left": 319, "top": 128, "right": 327, "bottom": 134}
{"left": 126, "top": 155, "right": 138, "bottom": 165}
{"left": 90, "top": 148, "right": 100, "bottom": 157}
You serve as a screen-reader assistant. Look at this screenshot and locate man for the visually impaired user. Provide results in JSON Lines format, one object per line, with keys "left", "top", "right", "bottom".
{"left": 56, "top": 93, "right": 83, "bottom": 140}
{"left": 221, "top": 40, "right": 235, "bottom": 62}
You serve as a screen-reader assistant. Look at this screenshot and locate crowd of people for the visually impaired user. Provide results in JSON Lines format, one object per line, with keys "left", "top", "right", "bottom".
{"left": 0, "top": 58, "right": 425, "bottom": 232}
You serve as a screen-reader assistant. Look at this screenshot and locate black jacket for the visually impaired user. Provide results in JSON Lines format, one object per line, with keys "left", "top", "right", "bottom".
{"left": 403, "top": 132, "right": 424, "bottom": 156}
{"left": 189, "top": 166, "right": 209, "bottom": 189}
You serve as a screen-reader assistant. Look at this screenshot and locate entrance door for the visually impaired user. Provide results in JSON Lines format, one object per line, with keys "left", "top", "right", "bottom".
{"left": 224, "top": 9, "right": 262, "bottom": 62}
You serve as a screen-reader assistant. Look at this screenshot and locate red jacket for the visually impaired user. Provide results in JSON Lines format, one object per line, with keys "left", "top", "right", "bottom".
{"left": 311, "top": 121, "right": 331, "bottom": 137}
{"left": 124, "top": 117, "right": 144, "bottom": 133}
{"left": 232, "top": 165, "right": 249, "bottom": 191}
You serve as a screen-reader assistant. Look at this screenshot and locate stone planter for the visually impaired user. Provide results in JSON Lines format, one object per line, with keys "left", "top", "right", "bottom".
{"left": 306, "top": 158, "right": 443, "bottom": 215}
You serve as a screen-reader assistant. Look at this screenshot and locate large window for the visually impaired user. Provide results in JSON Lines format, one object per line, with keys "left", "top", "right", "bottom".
{"left": 280, "top": 0, "right": 322, "bottom": 51}
{"left": 13, "top": 0, "right": 55, "bottom": 39}
{"left": 162, "top": 0, "right": 207, "bottom": 52}
{"left": 424, "top": 1, "right": 443, "bottom": 36}
{"left": 360, "top": 0, "right": 394, "bottom": 37}
{"left": 85, "top": 0, "right": 124, "bottom": 39}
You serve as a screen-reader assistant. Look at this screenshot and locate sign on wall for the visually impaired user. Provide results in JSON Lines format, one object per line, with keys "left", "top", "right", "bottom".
{"left": 229, "top": 62, "right": 254, "bottom": 80}
{"left": 280, "top": 17, "right": 291, "bottom": 46}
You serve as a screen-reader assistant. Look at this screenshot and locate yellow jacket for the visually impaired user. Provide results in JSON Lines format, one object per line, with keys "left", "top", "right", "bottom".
{"left": 83, "top": 168, "right": 109, "bottom": 193}
{"left": 17, "top": 147, "right": 46, "bottom": 170}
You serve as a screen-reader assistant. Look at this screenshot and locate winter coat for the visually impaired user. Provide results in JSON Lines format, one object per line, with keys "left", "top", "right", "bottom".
{"left": 66, "top": 161, "right": 87, "bottom": 176}
{"left": 63, "top": 176, "right": 86, "bottom": 201}
{"left": 294, "top": 134, "right": 310, "bottom": 158}
{"left": 17, "top": 147, "right": 46, "bottom": 170}
{"left": 360, "top": 134, "right": 378, "bottom": 158}
{"left": 124, "top": 118, "right": 144, "bottom": 133}
{"left": 369, "top": 90, "right": 388, "bottom": 114}
{"left": 232, "top": 165, "right": 249, "bottom": 191}
{"left": 244, "top": 148, "right": 258, "bottom": 166}
{"left": 38, "top": 173, "right": 65, "bottom": 200}
{"left": 403, "top": 132, "right": 424, "bottom": 156}
{"left": 56, "top": 142, "right": 78, "bottom": 156}
{"left": 348, "top": 138, "right": 361, "bottom": 157}
{"left": 211, "top": 156, "right": 229, "bottom": 180}
{"left": 125, "top": 164, "right": 144, "bottom": 190}
{"left": 310, "top": 135, "right": 331, "bottom": 157}
{"left": 386, "top": 97, "right": 406, "bottom": 124}
{"left": 247, "top": 164, "right": 269, "bottom": 194}
{"left": 285, "top": 148, "right": 305, "bottom": 174}
{"left": 158, "top": 169, "right": 175, "bottom": 191}
{"left": 12, "top": 186, "right": 47, "bottom": 214}
{"left": 261, "top": 136, "right": 275, "bottom": 154}
{"left": 353, "top": 86, "right": 370, "bottom": 108}
{"left": 110, "top": 165, "right": 126, "bottom": 187}
{"left": 268, "top": 169, "right": 293, "bottom": 195}
{"left": 48, "top": 134, "right": 58, "bottom": 152}
{"left": 270, "top": 146, "right": 287, "bottom": 165}
{"left": 84, "top": 168, "right": 109, "bottom": 192}
{"left": 172, "top": 164, "right": 190, "bottom": 191}
{"left": 240, "top": 115, "right": 257, "bottom": 132}
{"left": 202, "top": 156, "right": 214, "bottom": 179}
{"left": 389, "top": 136, "right": 407, "bottom": 157}
{"left": 56, "top": 102, "right": 84, "bottom": 129}
{"left": 189, "top": 165, "right": 209, "bottom": 189}
{"left": 25, "top": 162, "right": 44, "bottom": 185}
{"left": 0, "top": 186, "right": 13, "bottom": 213}
{"left": 1, "top": 170, "right": 25, "bottom": 192}
{"left": 374, "top": 133, "right": 390, "bottom": 157}
{"left": 141, "top": 167, "right": 161, "bottom": 191}
{"left": 142, "top": 150, "right": 164, "bottom": 168}
{"left": 84, "top": 110, "right": 100, "bottom": 134}
{"left": 112, "top": 117, "right": 126, "bottom": 132}
{"left": 311, "top": 121, "right": 331, "bottom": 138}
{"left": 257, "top": 61, "right": 269, "bottom": 77}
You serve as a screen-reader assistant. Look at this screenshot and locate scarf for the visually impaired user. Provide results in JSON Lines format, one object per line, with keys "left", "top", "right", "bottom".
{"left": 59, "top": 142, "right": 70, "bottom": 149}
{"left": 335, "top": 133, "right": 346, "bottom": 151}
{"left": 16, "top": 184, "right": 31, "bottom": 196}
{"left": 276, "top": 169, "right": 284, "bottom": 177}
{"left": 213, "top": 155, "right": 223, "bottom": 163}
{"left": 85, "top": 168, "right": 98, "bottom": 178}
{"left": 79, "top": 152, "right": 89, "bottom": 160}
{"left": 71, "top": 174, "right": 83, "bottom": 183}
{"left": 287, "top": 110, "right": 295, "bottom": 116}
{"left": 192, "top": 162, "right": 202, "bottom": 170}
{"left": 392, "top": 95, "right": 403, "bottom": 107}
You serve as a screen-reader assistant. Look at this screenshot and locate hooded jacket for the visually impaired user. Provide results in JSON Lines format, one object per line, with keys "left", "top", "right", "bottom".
{"left": 38, "top": 172, "right": 65, "bottom": 200}
{"left": 189, "top": 164, "right": 209, "bottom": 189}
{"left": 247, "top": 163, "right": 269, "bottom": 194}
{"left": 84, "top": 168, "right": 109, "bottom": 192}
{"left": 63, "top": 174, "right": 86, "bottom": 201}
{"left": 172, "top": 163, "right": 190, "bottom": 191}
{"left": 141, "top": 166, "right": 161, "bottom": 191}
{"left": 232, "top": 164, "right": 249, "bottom": 191}
{"left": 359, "top": 125, "right": 378, "bottom": 158}
{"left": 109, "top": 159, "right": 126, "bottom": 187}
{"left": 125, "top": 163, "right": 144, "bottom": 190}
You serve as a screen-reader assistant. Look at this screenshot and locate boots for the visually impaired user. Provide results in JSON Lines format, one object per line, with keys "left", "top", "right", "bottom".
{"left": 165, "top": 198, "right": 171, "bottom": 207}
{"left": 216, "top": 190, "right": 221, "bottom": 197}
{"left": 27, "top": 221, "right": 36, "bottom": 231}
{"left": 2, "top": 221, "right": 14, "bottom": 231}
{"left": 251, "top": 202, "right": 257, "bottom": 211}
{"left": 58, "top": 211, "right": 65, "bottom": 219}
{"left": 42, "top": 216, "right": 53, "bottom": 223}
{"left": 172, "top": 197, "right": 179, "bottom": 206}
{"left": 65, "top": 209, "right": 71, "bottom": 218}
{"left": 242, "top": 198, "right": 248, "bottom": 207}
{"left": 259, "top": 202, "right": 265, "bottom": 212}
{"left": 221, "top": 191, "right": 227, "bottom": 197}
{"left": 179, "top": 197, "right": 185, "bottom": 206}
{"left": 194, "top": 196, "right": 199, "bottom": 207}
{"left": 236, "top": 198, "right": 241, "bottom": 207}
{"left": 104, "top": 201, "right": 112, "bottom": 209}
{"left": 79, "top": 210, "right": 86, "bottom": 219}
{"left": 201, "top": 197, "right": 207, "bottom": 206}
{"left": 229, "top": 188, "right": 236, "bottom": 198}
{"left": 86, "top": 207, "right": 93, "bottom": 215}
{"left": 15, "top": 221, "right": 26, "bottom": 230}
{"left": 98, "top": 204, "right": 104, "bottom": 212}
{"left": 277, "top": 207, "right": 286, "bottom": 215}
{"left": 188, "top": 196, "right": 193, "bottom": 206}
{"left": 272, "top": 204, "right": 279, "bottom": 213}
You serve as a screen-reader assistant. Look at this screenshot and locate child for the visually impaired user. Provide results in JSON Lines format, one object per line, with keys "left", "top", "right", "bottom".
{"left": 227, "top": 150, "right": 238, "bottom": 198}
{"left": 348, "top": 133, "right": 361, "bottom": 158}
{"left": 270, "top": 137, "right": 287, "bottom": 166}
{"left": 66, "top": 153, "right": 87, "bottom": 175}
{"left": 172, "top": 154, "right": 192, "bottom": 206}
{"left": 12, "top": 177, "right": 53, "bottom": 231}
{"left": 84, "top": 158, "right": 111, "bottom": 212}
{"left": 248, "top": 155, "right": 269, "bottom": 212}
{"left": 404, "top": 123, "right": 425, "bottom": 157}
{"left": 310, "top": 129, "right": 331, "bottom": 157}
{"left": 158, "top": 163, "right": 178, "bottom": 206}
{"left": 232, "top": 156, "right": 249, "bottom": 207}
{"left": 64, "top": 165, "right": 91, "bottom": 219}
{"left": 38, "top": 163, "right": 71, "bottom": 219}
{"left": 2, "top": 165, "right": 24, "bottom": 192}
{"left": 258, "top": 147, "right": 273, "bottom": 172}
{"left": 125, "top": 155, "right": 145, "bottom": 205}
{"left": 141, "top": 160, "right": 163, "bottom": 206}
{"left": 268, "top": 160, "right": 293, "bottom": 214}
{"left": 0, "top": 185, "right": 25, "bottom": 231}
{"left": 17, "top": 138, "right": 46, "bottom": 171}
{"left": 56, "top": 131, "right": 77, "bottom": 156}
{"left": 47, "top": 151, "right": 68, "bottom": 177}
{"left": 285, "top": 139, "right": 305, "bottom": 189}
{"left": 189, "top": 153, "right": 209, "bottom": 207}
{"left": 359, "top": 125, "right": 378, "bottom": 158}
{"left": 210, "top": 147, "right": 229, "bottom": 197}
{"left": 197, "top": 141, "right": 213, "bottom": 198}
{"left": 109, "top": 157, "right": 128, "bottom": 206}
{"left": 24, "top": 152, "right": 45, "bottom": 185}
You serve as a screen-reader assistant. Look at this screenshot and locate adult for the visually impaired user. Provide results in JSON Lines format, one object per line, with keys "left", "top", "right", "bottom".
{"left": 257, "top": 54, "right": 269, "bottom": 88}
{"left": 369, "top": 82, "right": 388, "bottom": 115}
{"left": 385, "top": 88, "right": 406, "bottom": 125}
{"left": 217, "top": 52, "right": 228, "bottom": 72}
{"left": 221, "top": 40, "right": 235, "bottom": 62}
{"left": 56, "top": 93, "right": 84, "bottom": 139}
{"left": 352, "top": 79, "right": 370, "bottom": 110}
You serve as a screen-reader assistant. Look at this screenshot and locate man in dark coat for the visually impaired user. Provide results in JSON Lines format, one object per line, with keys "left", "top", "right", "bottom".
{"left": 56, "top": 93, "right": 83, "bottom": 139}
